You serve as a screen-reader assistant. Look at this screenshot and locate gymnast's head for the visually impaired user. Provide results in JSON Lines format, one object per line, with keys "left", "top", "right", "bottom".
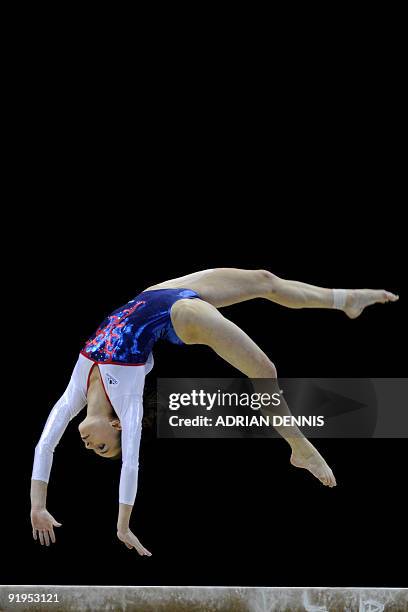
{"left": 78, "top": 415, "right": 122, "bottom": 460}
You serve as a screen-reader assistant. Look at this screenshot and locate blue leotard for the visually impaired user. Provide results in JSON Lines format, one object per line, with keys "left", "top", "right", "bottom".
{"left": 81, "top": 288, "right": 200, "bottom": 365}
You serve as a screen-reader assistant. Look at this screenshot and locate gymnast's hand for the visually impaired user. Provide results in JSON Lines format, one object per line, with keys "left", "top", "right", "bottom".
{"left": 117, "top": 528, "right": 152, "bottom": 556}
{"left": 31, "top": 507, "right": 62, "bottom": 546}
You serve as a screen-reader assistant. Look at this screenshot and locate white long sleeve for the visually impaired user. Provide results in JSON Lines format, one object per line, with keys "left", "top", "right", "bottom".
{"left": 97, "top": 355, "right": 152, "bottom": 506}
{"left": 32, "top": 357, "right": 89, "bottom": 483}
{"left": 115, "top": 395, "right": 143, "bottom": 505}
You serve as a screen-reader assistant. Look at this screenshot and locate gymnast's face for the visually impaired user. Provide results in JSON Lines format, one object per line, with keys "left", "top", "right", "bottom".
{"left": 78, "top": 416, "right": 121, "bottom": 458}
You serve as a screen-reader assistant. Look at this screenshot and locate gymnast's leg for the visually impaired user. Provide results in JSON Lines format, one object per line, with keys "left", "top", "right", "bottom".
{"left": 171, "top": 298, "right": 336, "bottom": 487}
{"left": 150, "top": 268, "right": 398, "bottom": 316}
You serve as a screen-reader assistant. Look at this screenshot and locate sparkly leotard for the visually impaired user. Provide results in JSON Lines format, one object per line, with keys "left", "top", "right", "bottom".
{"left": 81, "top": 288, "right": 200, "bottom": 365}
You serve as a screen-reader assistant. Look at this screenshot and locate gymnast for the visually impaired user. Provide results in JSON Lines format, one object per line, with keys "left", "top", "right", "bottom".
{"left": 30, "top": 268, "right": 398, "bottom": 555}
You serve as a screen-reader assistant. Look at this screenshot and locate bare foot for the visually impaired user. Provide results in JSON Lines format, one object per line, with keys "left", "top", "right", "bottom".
{"left": 290, "top": 440, "right": 336, "bottom": 487}
{"left": 344, "top": 289, "right": 399, "bottom": 319}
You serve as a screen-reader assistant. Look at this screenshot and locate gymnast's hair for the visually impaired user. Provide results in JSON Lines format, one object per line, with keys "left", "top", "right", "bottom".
{"left": 107, "top": 431, "right": 122, "bottom": 461}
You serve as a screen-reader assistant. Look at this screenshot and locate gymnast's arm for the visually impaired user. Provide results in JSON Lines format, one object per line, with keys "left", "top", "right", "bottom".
{"left": 115, "top": 395, "right": 152, "bottom": 556}
{"left": 30, "top": 370, "right": 87, "bottom": 545}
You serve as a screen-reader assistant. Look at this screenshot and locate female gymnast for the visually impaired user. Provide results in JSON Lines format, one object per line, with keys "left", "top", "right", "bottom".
{"left": 30, "top": 268, "right": 398, "bottom": 555}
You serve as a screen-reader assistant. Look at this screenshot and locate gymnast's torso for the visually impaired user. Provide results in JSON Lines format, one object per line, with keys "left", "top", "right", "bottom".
{"left": 81, "top": 288, "right": 200, "bottom": 366}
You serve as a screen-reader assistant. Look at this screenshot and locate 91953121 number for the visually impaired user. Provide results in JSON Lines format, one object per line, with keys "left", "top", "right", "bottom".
{"left": 8, "top": 593, "right": 59, "bottom": 603}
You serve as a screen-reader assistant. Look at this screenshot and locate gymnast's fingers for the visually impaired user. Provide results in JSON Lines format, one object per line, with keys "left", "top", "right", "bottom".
{"left": 43, "top": 530, "right": 50, "bottom": 546}
{"left": 39, "top": 530, "right": 45, "bottom": 546}
{"left": 134, "top": 539, "right": 152, "bottom": 556}
{"left": 49, "top": 527, "right": 56, "bottom": 544}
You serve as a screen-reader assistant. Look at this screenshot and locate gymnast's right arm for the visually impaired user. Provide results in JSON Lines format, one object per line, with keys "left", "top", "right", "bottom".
{"left": 30, "top": 367, "right": 87, "bottom": 546}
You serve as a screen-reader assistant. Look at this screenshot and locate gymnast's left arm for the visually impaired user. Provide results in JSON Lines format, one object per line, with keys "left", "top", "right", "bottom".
{"left": 115, "top": 396, "right": 152, "bottom": 556}
{"left": 31, "top": 364, "right": 87, "bottom": 546}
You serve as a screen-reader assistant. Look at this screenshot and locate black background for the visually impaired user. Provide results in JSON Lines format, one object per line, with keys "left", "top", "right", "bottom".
{"left": 4, "top": 42, "right": 406, "bottom": 589}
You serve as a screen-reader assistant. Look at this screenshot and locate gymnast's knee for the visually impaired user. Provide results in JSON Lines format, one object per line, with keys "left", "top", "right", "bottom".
{"left": 257, "top": 269, "right": 280, "bottom": 295}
